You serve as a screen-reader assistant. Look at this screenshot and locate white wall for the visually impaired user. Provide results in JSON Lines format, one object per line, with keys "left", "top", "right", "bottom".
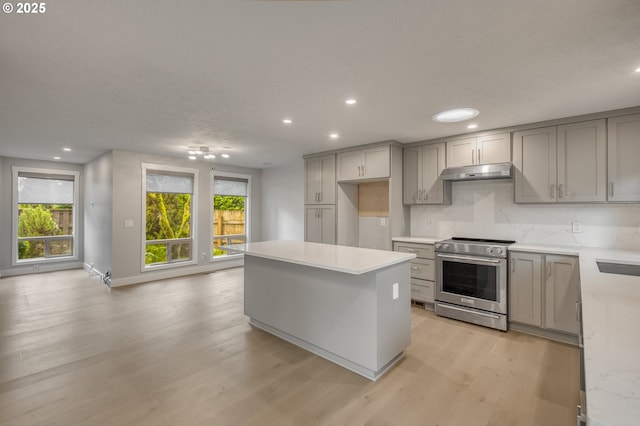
{"left": 0, "top": 157, "right": 85, "bottom": 276}
{"left": 261, "top": 161, "right": 304, "bottom": 241}
{"left": 411, "top": 179, "right": 640, "bottom": 250}
{"left": 109, "top": 150, "right": 262, "bottom": 286}
{"left": 84, "top": 152, "right": 113, "bottom": 277}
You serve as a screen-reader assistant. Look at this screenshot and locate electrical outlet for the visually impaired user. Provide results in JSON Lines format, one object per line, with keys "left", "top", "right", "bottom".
{"left": 572, "top": 220, "right": 583, "bottom": 233}
{"left": 392, "top": 282, "right": 399, "bottom": 300}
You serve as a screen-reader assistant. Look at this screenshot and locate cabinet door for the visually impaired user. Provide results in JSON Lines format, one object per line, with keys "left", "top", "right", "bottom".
{"left": 318, "top": 205, "right": 336, "bottom": 244}
{"left": 304, "top": 206, "right": 335, "bottom": 244}
{"left": 304, "top": 206, "right": 321, "bottom": 243}
{"left": 403, "top": 147, "right": 421, "bottom": 204}
{"left": 422, "top": 143, "right": 447, "bottom": 204}
{"left": 362, "top": 146, "right": 390, "bottom": 179}
{"left": 446, "top": 137, "right": 476, "bottom": 167}
{"left": 544, "top": 255, "right": 579, "bottom": 334}
{"left": 304, "top": 158, "right": 321, "bottom": 204}
{"left": 608, "top": 114, "right": 640, "bottom": 202}
{"left": 319, "top": 155, "right": 336, "bottom": 204}
{"left": 557, "top": 120, "right": 606, "bottom": 203}
{"left": 477, "top": 133, "right": 511, "bottom": 164}
{"left": 337, "top": 151, "right": 363, "bottom": 181}
{"left": 509, "top": 252, "right": 543, "bottom": 326}
{"left": 513, "top": 127, "right": 557, "bottom": 203}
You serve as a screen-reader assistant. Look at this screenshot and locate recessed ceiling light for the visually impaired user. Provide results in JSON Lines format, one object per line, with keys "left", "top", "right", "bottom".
{"left": 53, "top": 156, "right": 61, "bottom": 160}
{"left": 330, "top": 133, "right": 339, "bottom": 139}
{"left": 188, "top": 156, "right": 197, "bottom": 160}
{"left": 63, "top": 147, "right": 72, "bottom": 152}
{"left": 635, "top": 67, "right": 640, "bottom": 73}
{"left": 345, "top": 99, "right": 357, "bottom": 105}
{"left": 467, "top": 124, "right": 478, "bottom": 129}
{"left": 282, "top": 119, "right": 292, "bottom": 124}
{"left": 433, "top": 108, "right": 479, "bottom": 123}
{"left": 221, "top": 154, "right": 230, "bottom": 159}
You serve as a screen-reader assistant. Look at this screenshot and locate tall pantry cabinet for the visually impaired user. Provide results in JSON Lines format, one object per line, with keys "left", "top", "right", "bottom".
{"left": 304, "top": 154, "right": 336, "bottom": 244}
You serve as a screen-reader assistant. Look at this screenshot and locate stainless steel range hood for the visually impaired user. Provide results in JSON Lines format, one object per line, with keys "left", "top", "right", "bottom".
{"left": 439, "top": 162, "right": 513, "bottom": 181}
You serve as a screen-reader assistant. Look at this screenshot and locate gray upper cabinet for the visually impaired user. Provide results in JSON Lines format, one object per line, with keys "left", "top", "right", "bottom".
{"left": 514, "top": 119, "right": 606, "bottom": 203}
{"left": 446, "top": 133, "right": 510, "bottom": 167}
{"left": 305, "top": 155, "right": 336, "bottom": 204}
{"left": 337, "top": 146, "right": 390, "bottom": 181}
{"left": 513, "top": 126, "right": 557, "bottom": 203}
{"left": 608, "top": 114, "right": 640, "bottom": 202}
{"left": 404, "top": 143, "right": 450, "bottom": 205}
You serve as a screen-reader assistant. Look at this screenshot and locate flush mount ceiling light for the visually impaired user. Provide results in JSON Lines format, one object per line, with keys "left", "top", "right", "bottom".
{"left": 63, "top": 147, "right": 72, "bottom": 152}
{"left": 187, "top": 146, "right": 227, "bottom": 161}
{"left": 345, "top": 99, "right": 357, "bottom": 105}
{"left": 53, "top": 156, "right": 61, "bottom": 160}
{"left": 329, "top": 133, "right": 339, "bottom": 139}
{"left": 433, "top": 108, "right": 479, "bottom": 123}
{"left": 282, "top": 118, "right": 292, "bottom": 124}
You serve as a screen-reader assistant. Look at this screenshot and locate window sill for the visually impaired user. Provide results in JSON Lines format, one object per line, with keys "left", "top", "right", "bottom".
{"left": 142, "top": 259, "right": 198, "bottom": 273}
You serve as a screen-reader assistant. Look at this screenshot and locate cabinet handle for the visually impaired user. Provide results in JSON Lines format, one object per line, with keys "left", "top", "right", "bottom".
{"left": 411, "top": 266, "right": 419, "bottom": 271}
{"left": 471, "top": 149, "right": 475, "bottom": 164}
{"left": 477, "top": 148, "right": 481, "bottom": 163}
{"left": 550, "top": 184, "right": 556, "bottom": 199}
{"left": 318, "top": 192, "right": 322, "bottom": 202}
{"left": 511, "top": 260, "right": 515, "bottom": 273}
{"left": 547, "top": 262, "right": 552, "bottom": 279}
{"left": 405, "top": 248, "right": 418, "bottom": 252}
{"left": 558, "top": 184, "right": 564, "bottom": 199}
{"left": 576, "top": 301, "right": 581, "bottom": 322}
{"left": 610, "top": 181, "right": 614, "bottom": 197}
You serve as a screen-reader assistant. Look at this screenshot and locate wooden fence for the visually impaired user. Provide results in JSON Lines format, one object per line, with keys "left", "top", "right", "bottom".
{"left": 214, "top": 210, "right": 245, "bottom": 236}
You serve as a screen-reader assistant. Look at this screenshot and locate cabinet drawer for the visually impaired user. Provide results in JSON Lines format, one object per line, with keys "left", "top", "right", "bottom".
{"left": 411, "top": 279, "right": 434, "bottom": 303}
{"left": 410, "top": 259, "right": 435, "bottom": 281}
{"left": 396, "top": 243, "right": 434, "bottom": 259}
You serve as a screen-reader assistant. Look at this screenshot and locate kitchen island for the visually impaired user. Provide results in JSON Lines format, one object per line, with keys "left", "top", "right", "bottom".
{"left": 222, "top": 240, "right": 415, "bottom": 380}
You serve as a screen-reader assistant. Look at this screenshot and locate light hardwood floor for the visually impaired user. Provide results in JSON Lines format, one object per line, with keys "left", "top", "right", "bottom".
{"left": 0, "top": 268, "right": 579, "bottom": 425}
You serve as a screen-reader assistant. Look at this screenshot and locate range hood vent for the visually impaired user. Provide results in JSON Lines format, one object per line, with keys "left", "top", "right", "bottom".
{"left": 439, "top": 162, "right": 513, "bottom": 181}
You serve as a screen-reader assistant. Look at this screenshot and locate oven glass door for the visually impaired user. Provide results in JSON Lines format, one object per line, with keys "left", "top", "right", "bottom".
{"left": 441, "top": 260, "right": 498, "bottom": 301}
{"left": 436, "top": 253, "right": 507, "bottom": 314}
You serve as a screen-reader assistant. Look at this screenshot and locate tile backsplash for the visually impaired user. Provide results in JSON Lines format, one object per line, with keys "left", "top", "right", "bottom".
{"left": 410, "top": 180, "right": 640, "bottom": 250}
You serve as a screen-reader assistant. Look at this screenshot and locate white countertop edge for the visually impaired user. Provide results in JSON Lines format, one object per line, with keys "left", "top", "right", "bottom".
{"left": 221, "top": 241, "right": 416, "bottom": 275}
{"left": 509, "top": 243, "right": 580, "bottom": 256}
{"left": 392, "top": 236, "right": 442, "bottom": 245}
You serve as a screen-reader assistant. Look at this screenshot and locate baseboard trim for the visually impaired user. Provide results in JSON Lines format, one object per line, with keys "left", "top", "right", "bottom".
{"left": 0, "top": 261, "right": 83, "bottom": 278}
{"left": 109, "top": 257, "right": 244, "bottom": 287}
{"left": 509, "top": 321, "right": 578, "bottom": 346}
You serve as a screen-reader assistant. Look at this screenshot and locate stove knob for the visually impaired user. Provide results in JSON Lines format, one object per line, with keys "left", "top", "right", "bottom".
{"left": 435, "top": 243, "right": 442, "bottom": 250}
{"left": 486, "top": 247, "right": 494, "bottom": 254}
{"left": 496, "top": 248, "right": 504, "bottom": 255}
{"left": 443, "top": 244, "right": 450, "bottom": 250}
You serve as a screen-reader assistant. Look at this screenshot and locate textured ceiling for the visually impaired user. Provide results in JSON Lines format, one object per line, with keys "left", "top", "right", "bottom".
{"left": 1, "top": 0, "right": 640, "bottom": 168}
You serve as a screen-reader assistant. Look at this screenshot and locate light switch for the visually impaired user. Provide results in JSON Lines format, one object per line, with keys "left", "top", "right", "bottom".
{"left": 124, "top": 219, "right": 134, "bottom": 228}
{"left": 392, "top": 282, "right": 399, "bottom": 300}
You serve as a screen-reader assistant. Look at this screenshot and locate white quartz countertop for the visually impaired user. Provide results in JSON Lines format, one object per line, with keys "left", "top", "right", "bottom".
{"left": 221, "top": 240, "right": 415, "bottom": 275}
{"left": 509, "top": 242, "right": 580, "bottom": 256}
{"left": 576, "top": 247, "right": 640, "bottom": 426}
{"left": 392, "top": 236, "right": 442, "bottom": 245}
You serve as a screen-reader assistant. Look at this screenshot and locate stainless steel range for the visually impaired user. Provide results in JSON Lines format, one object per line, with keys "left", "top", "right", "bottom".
{"left": 434, "top": 237, "right": 515, "bottom": 331}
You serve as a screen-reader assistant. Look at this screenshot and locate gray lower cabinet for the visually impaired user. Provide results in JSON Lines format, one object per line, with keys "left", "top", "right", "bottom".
{"left": 393, "top": 241, "right": 435, "bottom": 309}
{"left": 304, "top": 205, "right": 335, "bottom": 244}
{"left": 509, "top": 251, "right": 580, "bottom": 341}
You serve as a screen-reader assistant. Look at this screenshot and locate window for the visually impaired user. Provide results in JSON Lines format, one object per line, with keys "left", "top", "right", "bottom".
{"left": 212, "top": 173, "right": 250, "bottom": 257}
{"left": 13, "top": 167, "right": 79, "bottom": 264}
{"left": 142, "top": 164, "right": 197, "bottom": 269}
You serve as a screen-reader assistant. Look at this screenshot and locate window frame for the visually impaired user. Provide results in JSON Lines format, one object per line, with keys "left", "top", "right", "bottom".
{"left": 11, "top": 166, "right": 80, "bottom": 266}
{"left": 210, "top": 171, "right": 251, "bottom": 261}
{"left": 141, "top": 163, "right": 198, "bottom": 272}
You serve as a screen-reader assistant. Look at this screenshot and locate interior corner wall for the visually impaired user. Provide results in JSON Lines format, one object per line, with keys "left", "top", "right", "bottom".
{"left": 84, "top": 152, "right": 113, "bottom": 277}
{"left": 109, "top": 149, "right": 262, "bottom": 286}
{"left": 260, "top": 161, "right": 304, "bottom": 241}
{"left": 0, "top": 157, "right": 84, "bottom": 276}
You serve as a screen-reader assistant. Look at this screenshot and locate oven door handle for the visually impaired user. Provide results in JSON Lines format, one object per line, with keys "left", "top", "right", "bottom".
{"left": 437, "top": 253, "right": 502, "bottom": 265}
